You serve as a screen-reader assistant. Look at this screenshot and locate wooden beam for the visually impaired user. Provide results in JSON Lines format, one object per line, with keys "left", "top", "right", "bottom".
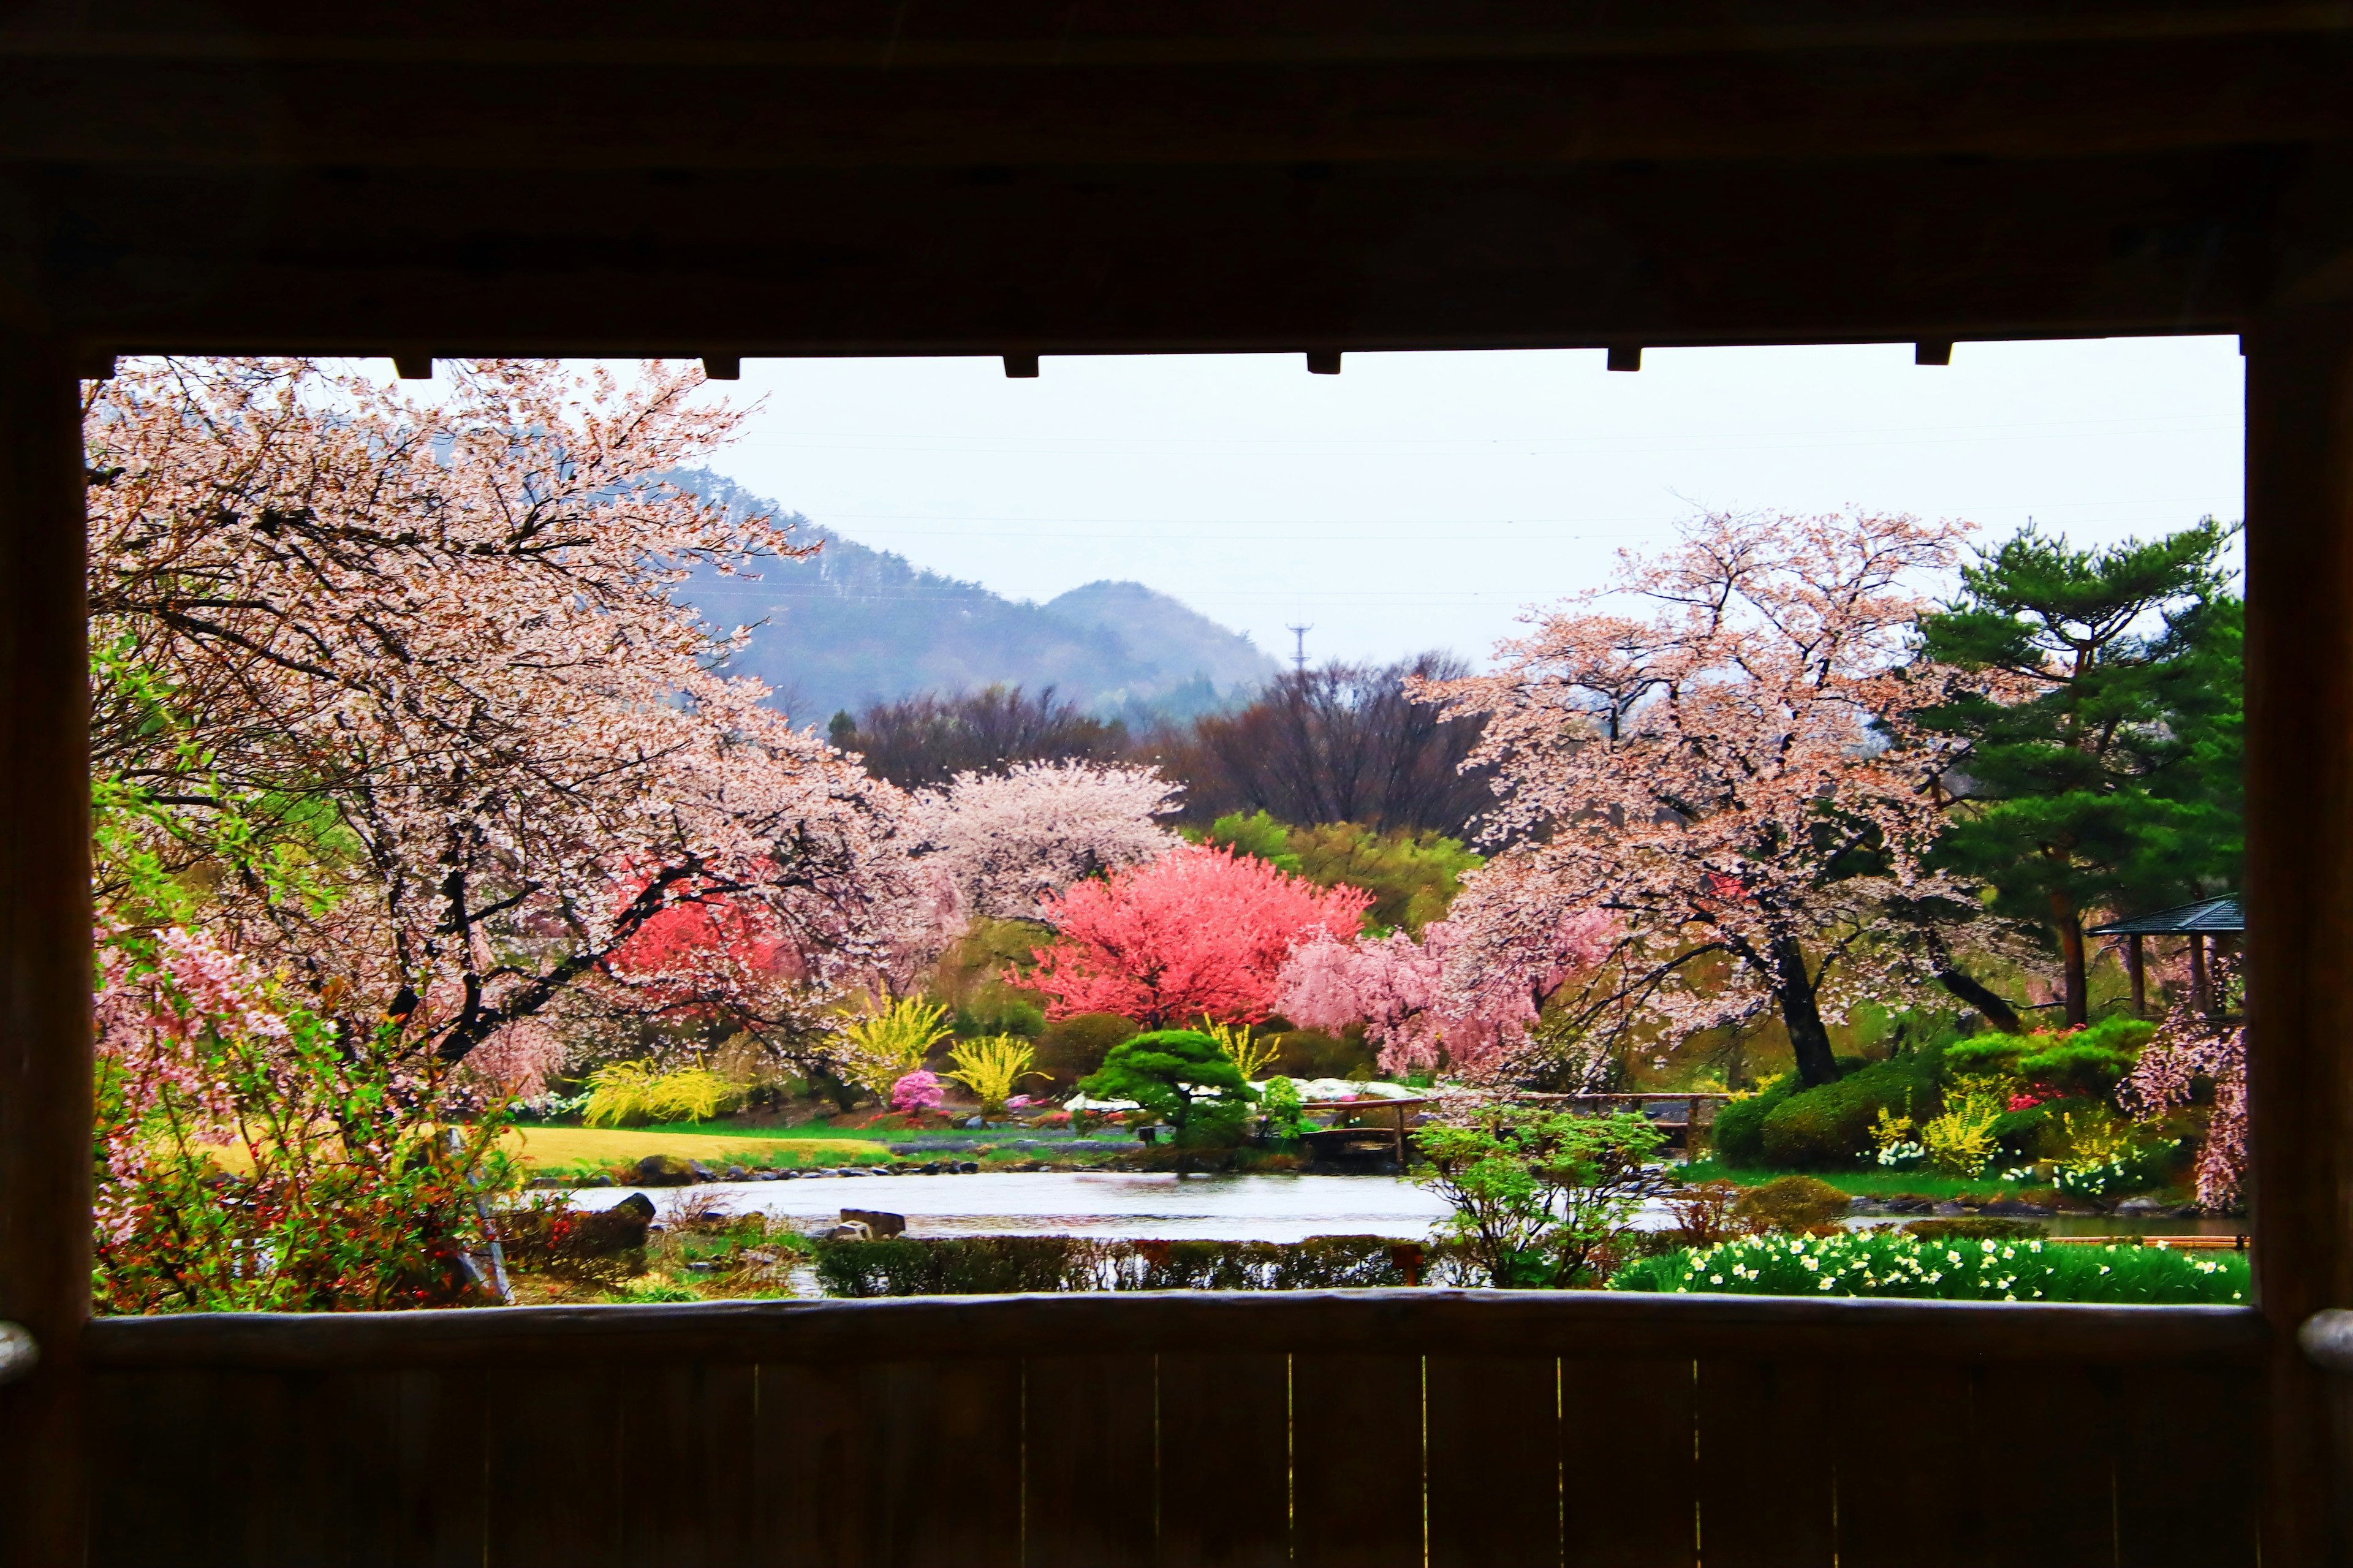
{"left": 0, "top": 335, "right": 93, "bottom": 1568}
{"left": 81, "top": 1293, "right": 2267, "bottom": 1373}
{"left": 2244, "top": 305, "right": 2353, "bottom": 1568}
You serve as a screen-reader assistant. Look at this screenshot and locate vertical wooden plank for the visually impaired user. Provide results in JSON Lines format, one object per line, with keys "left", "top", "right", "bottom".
{"left": 2243, "top": 306, "right": 2353, "bottom": 1568}
{"left": 245, "top": 1369, "right": 404, "bottom": 1568}
{"left": 753, "top": 1357, "right": 1023, "bottom": 1568}
{"left": 1158, "top": 1351, "right": 1290, "bottom": 1568}
{"left": 2116, "top": 1364, "right": 2261, "bottom": 1568}
{"left": 0, "top": 335, "right": 93, "bottom": 1568}
{"left": 1694, "top": 1359, "right": 1833, "bottom": 1568}
{"left": 91, "top": 1369, "right": 232, "bottom": 1568}
{"left": 616, "top": 1360, "right": 762, "bottom": 1568}
{"left": 1023, "top": 1353, "right": 1158, "bottom": 1568}
{"left": 1427, "top": 1354, "right": 1558, "bottom": 1568}
{"left": 884, "top": 1357, "right": 1023, "bottom": 1568}
{"left": 397, "top": 1365, "right": 490, "bottom": 1568}
{"left": 755, "top": 1359, "right": 885, "bottom": 1568}
{"left": 1292, "top": 1351, "right": 1423, "bottom": 1568}
{"left": 1976, "top": 1363, "right": 2118, "bottom": 1568}
{"left": 485, "top": 1361, "right": 626, "bottom": 1568}
{"left": 1830, "top": 1362, "right": 1980, "bottom": 1568}
{"left": 1559, "top": 1356, "right": 1695, "bottom": 1568}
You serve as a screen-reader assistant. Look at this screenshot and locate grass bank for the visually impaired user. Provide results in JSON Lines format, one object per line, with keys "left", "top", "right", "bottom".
{"left": 1679, "top": 1161, "right": 2062, "bottom": 1204}
{"left": 509, "top": 1126, "right": 891, "bottom": 1175}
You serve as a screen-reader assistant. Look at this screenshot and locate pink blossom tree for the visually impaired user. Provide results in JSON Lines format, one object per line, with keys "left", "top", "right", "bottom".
{"left": 1010, "top": 844, "right": 1372, "bottom": 1026}
{"left": 2117, "top": 991, "right": 2246, "bottom": 1213}
{"left": 1277, "top": 906, "right": 1619, "bottom": 1080}
{"left": 911, "top": 759, "right": 1181, "bottom": 923}
{"left": 86, "top": 358, "right": 928, "bottom": 1069}
{"left": 1415, "top": 512, "right": 1982, "bottom": 1087}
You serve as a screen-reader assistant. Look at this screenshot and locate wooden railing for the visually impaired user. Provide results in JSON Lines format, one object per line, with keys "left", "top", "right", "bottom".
{"left": 83, "top": 1293, "right": 2265, "bottom": 1567}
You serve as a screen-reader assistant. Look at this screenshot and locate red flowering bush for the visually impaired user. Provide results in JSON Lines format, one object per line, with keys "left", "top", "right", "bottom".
{"left": 1010, "top": 845, "right": 1371, "bottom": 1026}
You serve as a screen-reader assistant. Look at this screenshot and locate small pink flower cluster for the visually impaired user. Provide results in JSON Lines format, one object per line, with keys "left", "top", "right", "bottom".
{"left": 891, "top": 1069, "right": 945, "bottom": 1115}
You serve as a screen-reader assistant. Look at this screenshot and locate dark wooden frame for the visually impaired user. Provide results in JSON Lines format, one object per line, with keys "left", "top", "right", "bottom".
{"left": 4, "top": 5, "right": 2353, "bottom": 1563}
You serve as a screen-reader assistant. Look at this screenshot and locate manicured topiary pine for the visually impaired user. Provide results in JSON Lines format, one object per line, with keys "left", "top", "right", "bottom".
{"left": 1078, "top": 1029, "right": 1255, "bottom": 1134}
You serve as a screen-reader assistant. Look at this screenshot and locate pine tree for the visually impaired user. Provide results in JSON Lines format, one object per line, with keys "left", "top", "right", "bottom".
{"left": 1915, "top": 520, "right": 2243, "bottom": 1026}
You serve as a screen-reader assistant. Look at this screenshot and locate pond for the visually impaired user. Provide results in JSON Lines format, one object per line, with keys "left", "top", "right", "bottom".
{"left": 569, "top": 1170, "right": 1458, "bottom": 1243}
{"left": 561, "top": 1170, "right": 2248, "bottom": 1246}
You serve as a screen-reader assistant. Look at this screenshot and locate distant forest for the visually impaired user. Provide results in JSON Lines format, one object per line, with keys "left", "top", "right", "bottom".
{"left": 830, "top": 660, "right": 1493, "bottom": 841}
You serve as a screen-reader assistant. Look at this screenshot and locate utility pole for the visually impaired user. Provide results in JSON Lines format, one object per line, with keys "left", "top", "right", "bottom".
{"left": 1285, "top": 623, "right": 1313, "bottom": 674}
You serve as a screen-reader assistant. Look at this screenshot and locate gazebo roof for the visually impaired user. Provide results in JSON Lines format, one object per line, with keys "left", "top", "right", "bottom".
{"left": 2088, "top": 897, "right": 2245, "bottom": 937}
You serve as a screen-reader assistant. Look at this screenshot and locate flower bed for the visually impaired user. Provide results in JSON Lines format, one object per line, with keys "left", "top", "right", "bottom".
{"left": 1610, "top": 1230, "right": 2246, "bottom": 1304}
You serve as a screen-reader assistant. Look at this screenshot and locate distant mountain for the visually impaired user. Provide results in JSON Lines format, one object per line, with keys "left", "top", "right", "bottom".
{"left": 675, "top": 473, "right": 1279, "bottom": 728}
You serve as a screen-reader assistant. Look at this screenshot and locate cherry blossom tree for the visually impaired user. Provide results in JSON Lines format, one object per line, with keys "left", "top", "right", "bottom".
{"left": 910, "top": 759, "right": 1181, "bottom": 923}
{"left": 1278, "top": 905, "right": 1619, "bottom": 1080}
{"left": 2117, "top": 979, "right": 2247, "bottom": 1213}
{"left": 1010, "top": 844, "right": 1371, "bottom": 1026}
{"left": 1415, "top": 512, "right": 1981, "bottom": 1088}
{"left": 86, "top": 358, "right": 929, "bottom": 1069}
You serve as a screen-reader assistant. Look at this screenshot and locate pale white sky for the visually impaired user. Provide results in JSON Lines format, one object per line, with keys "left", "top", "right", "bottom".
{"left": 704, "top": 338, "right": 2245, "bottom": 668}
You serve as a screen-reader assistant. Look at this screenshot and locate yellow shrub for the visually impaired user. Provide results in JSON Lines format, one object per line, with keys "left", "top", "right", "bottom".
{"left": 1202, "top": 1018, "right": 1281, "bottom": 1081}
{"left": 944, "top": 1036, "right": 1047, "bottom": 1115}
{"left": 832, "top": 995, "right": 953, "bottom": 1099}
{"left": 583, "top": 1062, "right": 743, "bottom": 1127}
{"left": 1920, "top": 1074, "right": 2012, "bottom": 1176}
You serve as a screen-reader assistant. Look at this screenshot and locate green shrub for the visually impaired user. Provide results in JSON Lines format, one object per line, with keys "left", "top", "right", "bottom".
{"left": 1610, "top": 1231, "right": 2246, "bottom": 1303}
{"left": 1730, "top": 1175, "right": 1851, "bottom": 1232}
{"left": 1417, "top": 1107, "right": 1665, "bottom": 1287}
{"left": 1032, "top": 1012, "right": 1137, "bottom": 1086}
{"left": 1259, "top": 1076, "right": 1311, "bottom": 1140}
{"left": 1271, "top": 1027, "right": 1375, "bottom": 1080}
{"left": 1942, "top": 1015, "right": 2153, "bottom": 1099}
{"left": 1902, "top": 1217, "right": 2047, "bottom": 1243}
{"left": 1758, "top": 1048, "right": 1947, "bottom": 1170}
{"left": 954, "top": 998, "right": 1047, "bottom": 1039}
{"left": 1711, "top": 1077, "right": 1798, "bottom": 1167}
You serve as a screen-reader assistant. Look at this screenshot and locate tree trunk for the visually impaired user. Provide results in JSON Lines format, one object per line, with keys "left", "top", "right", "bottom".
{"left": 2048, "top": 891, "right": 2088, "bottom": 1026}
{"left": 1770, "top": 936, "right": 1841, "bottom": 1087}
{"left": 1936, "top": 968, "right": 2027, "bottom": 1034}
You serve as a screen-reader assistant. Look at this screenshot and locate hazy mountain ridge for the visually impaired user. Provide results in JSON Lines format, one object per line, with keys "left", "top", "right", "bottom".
{"left": 675, "top": 472, "right": 1279, "bottom": 727}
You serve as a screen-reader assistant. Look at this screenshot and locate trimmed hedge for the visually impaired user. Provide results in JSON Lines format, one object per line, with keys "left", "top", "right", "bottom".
{"left": 813, "top": 1233, "right": 1430, "bottom": 1297}
{"left": 1757, "top": 1047, "right": 1948, "bottom": 1170}
{"left": 1942, "top": 1015, "right": 2153, "bottom": 1099}
{"left": 1710, "top": 1077, "right": 1797, "bottom": 1168}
